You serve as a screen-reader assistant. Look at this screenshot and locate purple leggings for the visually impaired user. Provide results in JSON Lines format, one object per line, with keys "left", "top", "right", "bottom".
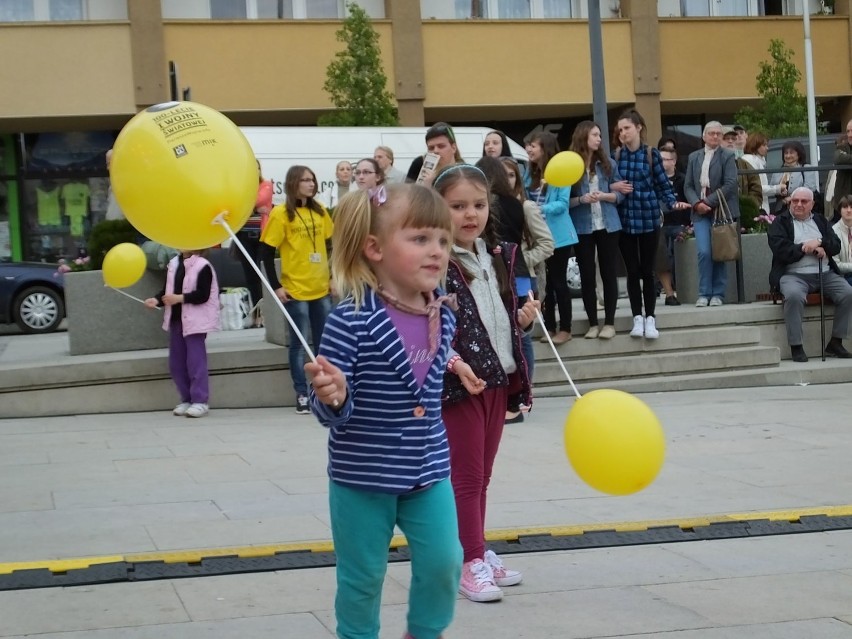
{"left": 169, "top": 325, "right": 209, "bottom": 404}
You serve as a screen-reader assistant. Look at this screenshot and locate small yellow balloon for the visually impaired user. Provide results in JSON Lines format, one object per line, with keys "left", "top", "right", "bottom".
{"left": 110, "top": 101, "right": 257, "bottom": 250}
{"left": 544, "top": 151, "right": 585, "bottom": 187}
{"left": 102, "top": 243, "right": 147, "bottom": 289}
{"left": 564, "top": 389, "right": 665, "bottom": 495}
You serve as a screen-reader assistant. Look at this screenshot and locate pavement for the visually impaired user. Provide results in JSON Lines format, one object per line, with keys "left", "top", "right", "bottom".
{"left": 2, "top": 347, "right": 852, "bottom": 638}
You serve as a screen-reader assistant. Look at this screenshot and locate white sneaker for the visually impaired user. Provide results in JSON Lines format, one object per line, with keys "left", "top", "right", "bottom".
{"left": 173, "top": 402, "right": 191, "bottom": 416}
{"left": 695, "top": 297, "right": 709, "bottom": 307}
{"left": 484, "top": 550, "right": 523, "bottom": 587}
{"left": 185, "top": 403, "right": 209, "bottom": 418}
{"left": 630, "top": 315, "right": 645, "bottom": 338}
{"left": 709, "top": 296, "right": 723, "bottom": 306}
{"left": 644, "top": 316, "right": 659, "bottom": 339}
{"left": 459, "top": 559, "right": 503, "bottom": 602}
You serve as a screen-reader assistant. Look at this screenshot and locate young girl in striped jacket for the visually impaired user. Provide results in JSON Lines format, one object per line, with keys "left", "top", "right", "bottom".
{"left": 306, "top": 184, "right": 462, "bottom": 639}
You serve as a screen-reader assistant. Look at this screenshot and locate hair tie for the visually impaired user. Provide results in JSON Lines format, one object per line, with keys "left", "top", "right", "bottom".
{"left": 368, "top": 185, "right": 387, "bottom": 207}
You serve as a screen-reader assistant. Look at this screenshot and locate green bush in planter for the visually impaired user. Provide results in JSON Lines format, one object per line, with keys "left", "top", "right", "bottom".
{"left": 87, "top": 220, "right": 139, "bottom": 269}
{"left": 738, "top": 195, "right": 761, "bottom": 233}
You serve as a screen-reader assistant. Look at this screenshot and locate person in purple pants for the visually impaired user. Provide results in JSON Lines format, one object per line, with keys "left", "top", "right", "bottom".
{"left": 145, "top": 250, "right": 220, "bottom": 418}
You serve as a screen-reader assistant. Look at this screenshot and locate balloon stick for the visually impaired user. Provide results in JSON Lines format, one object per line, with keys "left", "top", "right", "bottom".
{"left": 107, "top": 285, "right": 160, "bottom": 309}
{"left": 529, "top": 291, "right": 582, "bottom": 399}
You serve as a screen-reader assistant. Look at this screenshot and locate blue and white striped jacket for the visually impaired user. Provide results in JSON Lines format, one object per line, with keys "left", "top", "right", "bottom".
{"left": 310, "top": 287, "right": 457, "bottom": 494}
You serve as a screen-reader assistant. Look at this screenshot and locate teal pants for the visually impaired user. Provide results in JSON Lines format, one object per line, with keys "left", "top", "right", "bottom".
{"left": 329, "top": 478, "right": 462, "bottom": 639}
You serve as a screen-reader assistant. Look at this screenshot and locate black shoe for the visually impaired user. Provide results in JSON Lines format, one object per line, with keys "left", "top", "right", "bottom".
{"left": 665, "top": 295, "right": 681, "bottom": 306}
{"left": 825, "top": 341, "right": 852, "bottom": 358}
{"left": 791, "top": 345, "right": 808, "bottom": 363}
{"left": 505, "top": 411, "right": 525, "bottom": 424}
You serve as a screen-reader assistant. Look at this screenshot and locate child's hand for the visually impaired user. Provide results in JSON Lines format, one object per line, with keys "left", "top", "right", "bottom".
{"left": 144, "top": 297, "right": 159, "bottom": 309}
{"left": 162, "top": 293, "right": 183, "bottom": 305}
{"left": 518, "top": 292, "right": 540, "bottom": 330}
{"left": 454, "top": 361, "right": 486, "bottom": 396}
{"left": 305, "top": 355, "right": 347, "bottom": 407}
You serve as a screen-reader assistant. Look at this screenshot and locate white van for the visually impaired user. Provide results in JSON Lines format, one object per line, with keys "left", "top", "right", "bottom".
{"left": 240, "top": 126, "right": 529, "bottom": 203}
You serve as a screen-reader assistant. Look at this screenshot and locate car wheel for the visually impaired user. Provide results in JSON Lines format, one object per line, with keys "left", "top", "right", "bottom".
{"left": 13, "top": 286, "right": 65, "bottom": 334}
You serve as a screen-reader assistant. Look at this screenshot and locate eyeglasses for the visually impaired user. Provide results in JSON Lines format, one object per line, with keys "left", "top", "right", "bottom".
{"left": 790, "top": 199, "right": 812, "bottom": 204}
{"left": 354, "top": 170, "right": 375, "bottom": 176}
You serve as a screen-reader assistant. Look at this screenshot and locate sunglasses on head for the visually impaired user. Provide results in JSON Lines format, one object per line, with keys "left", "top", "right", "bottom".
{"left": 429, "top": 124, "right": 456, "bottom": 144}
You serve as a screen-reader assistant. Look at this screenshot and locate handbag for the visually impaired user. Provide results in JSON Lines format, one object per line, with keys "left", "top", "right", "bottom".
{"left": 711, "top": 190, "right": 740, "bottom": 262}
{"left": 219, "top": 287, "right": 253, "bottom": 330}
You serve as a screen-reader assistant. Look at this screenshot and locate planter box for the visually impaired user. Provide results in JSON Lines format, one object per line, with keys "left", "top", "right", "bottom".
{"left": 674, "top": 233, "right": 772, "bottom": 304}
{"left": 65, "top": 270, "right": 169, "bottom": 355}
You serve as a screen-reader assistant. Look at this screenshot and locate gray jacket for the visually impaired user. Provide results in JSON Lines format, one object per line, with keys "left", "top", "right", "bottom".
{"left": 684, "top": 146, "right": 740, "bottom": 220}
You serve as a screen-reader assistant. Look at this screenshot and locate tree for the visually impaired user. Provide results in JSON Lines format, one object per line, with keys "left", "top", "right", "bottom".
{"left": 734, "top": 39, "right": 823, "bottom": 138}
{"left": 318, "top": 2, "right": 398, "bottom": 126}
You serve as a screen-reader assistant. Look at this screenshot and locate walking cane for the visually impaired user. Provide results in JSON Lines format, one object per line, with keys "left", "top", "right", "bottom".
{"left": 818, "top": 256, "right": 826, "bottom": 362}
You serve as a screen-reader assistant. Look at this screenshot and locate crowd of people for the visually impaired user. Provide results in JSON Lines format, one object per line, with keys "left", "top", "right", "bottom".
{"left": 138, "top": 116, "right": 852, "bottom": 639}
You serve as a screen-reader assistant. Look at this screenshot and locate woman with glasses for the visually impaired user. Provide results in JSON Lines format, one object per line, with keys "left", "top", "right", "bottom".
{"left": 769, "top": 141, "right": 819, "bottom": 215}
{"left": 353, "top": 158, "right": 385, "bottom": 191}
{"left": 259, "top": 165, "right": 334, "bottom": 415}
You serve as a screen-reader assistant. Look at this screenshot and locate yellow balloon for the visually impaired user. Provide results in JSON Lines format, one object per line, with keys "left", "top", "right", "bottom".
{"left": 564, "top": 389, "right": 665, "bottom": 495}
{"left": 110, "top": 101, "right": 257, "bottom": 250}
{"left": 102, "top": 243, "right": 147, "bottom": 289}
{"left": 543, "top": 151, "right": 585, "bottom": 187}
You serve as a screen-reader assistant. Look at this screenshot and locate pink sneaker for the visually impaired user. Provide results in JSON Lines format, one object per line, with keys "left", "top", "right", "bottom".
{"left": 484, "top": 550, "right": 523, "bottom": 587}
{"left": 459, "top": 558, "right": 503, "bottom": 602}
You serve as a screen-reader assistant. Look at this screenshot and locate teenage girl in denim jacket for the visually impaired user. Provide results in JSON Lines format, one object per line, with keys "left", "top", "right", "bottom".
{"left": 523, "top": 131, "right": 576, "bottom": 345}
{"left": 568, "top": 121, "right": 624, "bottom": 340}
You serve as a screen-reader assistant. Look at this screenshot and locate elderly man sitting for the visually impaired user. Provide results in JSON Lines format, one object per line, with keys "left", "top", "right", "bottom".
{"left": 768, "top": 187, "right": 852, "bottom": 362}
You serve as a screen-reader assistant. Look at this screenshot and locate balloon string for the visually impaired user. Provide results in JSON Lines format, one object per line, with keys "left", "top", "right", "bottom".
{"left": 107, "top": 285, "right": 160, "bottom": 309}
{"left": 531, "top": 294, "right": 581, "bottom": 399}
{"left": 213, "top": 213, "right": 318, "bottom": 366}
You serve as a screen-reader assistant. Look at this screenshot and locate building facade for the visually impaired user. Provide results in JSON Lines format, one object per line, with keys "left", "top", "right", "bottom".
{"left": 0, "top": 0, "right": 850, "bottom": 261}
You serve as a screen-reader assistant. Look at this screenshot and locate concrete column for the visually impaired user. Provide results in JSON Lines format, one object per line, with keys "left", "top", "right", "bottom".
{"left": 128, "top": 0, "right": 168, "bottom": 108}
{"left": 836, "top": 0, "right": 852, "bottom": 127}
{"left": 384, "top": 0, "right": 426, "bottom": 125}
{"left": 620, "top": 0, "right": 663, "bottom": 144}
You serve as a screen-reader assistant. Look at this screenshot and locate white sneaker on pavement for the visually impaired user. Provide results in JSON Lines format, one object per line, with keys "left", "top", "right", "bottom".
{"left": 695, "top": 296, "right": 709, "bottom": 307}
{"left": 185, "top": 403, "right": 208, "bottom": 418}
{"left": 173, "top": 402, "right": 191, "bottom": 416}
{"left": 709, "top": 296, "right": 724, "bottom": 306}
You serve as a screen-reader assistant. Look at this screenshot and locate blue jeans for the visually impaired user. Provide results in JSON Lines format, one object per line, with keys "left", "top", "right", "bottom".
{"left": 692, "top": 215, "right": 727, "bottom": 298}
{"left": 286, "top": 295, "right": 332, "bottom": 396}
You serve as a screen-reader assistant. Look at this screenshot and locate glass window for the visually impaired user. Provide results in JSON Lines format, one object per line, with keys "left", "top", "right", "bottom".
{"left": 0, "top": 0, "right": 34, "bottom": 21}
{"left": 681, "top": 0, "right": 710, "bottom": 16}
{"left": 306, "top": 0, "right": 340, "bottom": 18}
{"left": 542, "top": 0, "right": 571, "bottom": 18}
{"left": 49, "top": 0, "right": 82, "bottom": 20}
{"left": 495, "top": 0, "right": 530, "bottom": 18}
{"left": 257, "top": 0, "right": 289, "bottom": 18}
{"left": 211, "top": 0, "right": 247, "bottom": 18}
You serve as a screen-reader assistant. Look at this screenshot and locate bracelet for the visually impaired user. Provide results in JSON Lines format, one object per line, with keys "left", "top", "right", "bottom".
{"left": 447, "top": 355, "right": 462, "bottom": 373}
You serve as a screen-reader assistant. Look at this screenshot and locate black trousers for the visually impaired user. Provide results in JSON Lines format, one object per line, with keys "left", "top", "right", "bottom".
{"left": 543, "top": 245, "right": 573, "bottom": 333}
{"left": 575, "top": 230, "right": 620, "bottom": 326}
{"left": 619, "top": 229, "right": 659, "bottom": 318}
{"left": 235, "top": 229, "right": 262, "bottom": 308}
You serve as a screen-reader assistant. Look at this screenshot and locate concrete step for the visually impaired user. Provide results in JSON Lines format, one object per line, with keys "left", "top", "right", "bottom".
{"left": 531, "top": 325, "right": 762, "bottom": 360}
{"left": 533, "top": 357, "right": 852, "bottom": 396}
{"left": 532, "top": 345, "right": 781, "bottom": 385}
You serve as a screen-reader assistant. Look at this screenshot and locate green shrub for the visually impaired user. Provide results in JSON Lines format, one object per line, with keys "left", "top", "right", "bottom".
{"left": 738, "top": 196, "right": 761, "bottom": 232}
{"left": 87, "top": 220, "right": 138, "bottom": 269}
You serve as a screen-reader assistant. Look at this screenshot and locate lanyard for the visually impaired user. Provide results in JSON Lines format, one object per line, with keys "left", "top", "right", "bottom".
{"left": 293, "top": 207, "right": 318, "bottom": 253}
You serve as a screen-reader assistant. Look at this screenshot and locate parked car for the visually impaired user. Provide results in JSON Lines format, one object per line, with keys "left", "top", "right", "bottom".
{"left": 0, "top": 262, "right": 66, "bottom": 333}
{"left": 766, "top": 133, "right": 840, "bottom": 192}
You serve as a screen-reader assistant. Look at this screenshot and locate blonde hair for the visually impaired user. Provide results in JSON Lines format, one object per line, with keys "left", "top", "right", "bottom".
{"left": 331, "top": 184, "right": 452, "bottom": 309}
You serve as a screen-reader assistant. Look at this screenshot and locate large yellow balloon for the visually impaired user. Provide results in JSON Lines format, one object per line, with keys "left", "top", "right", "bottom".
{"left": 102, "top": 243, "right": 147, "bottom": 289}
{"left": 543, "top": 151, "right": 585, "bottom": 187}
{"left": 110, "top": 101, "right": 257, "bottom": 250}
{"left": 564, "top": 389, "right": 665, "bottom": 495}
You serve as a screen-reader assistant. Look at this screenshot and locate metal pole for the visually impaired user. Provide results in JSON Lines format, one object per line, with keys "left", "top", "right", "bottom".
{"left": 802, "top": 3, "right": 819, "bottom": 168}
{"left": 588, "top": 0, "right": 609, "bottom": 151}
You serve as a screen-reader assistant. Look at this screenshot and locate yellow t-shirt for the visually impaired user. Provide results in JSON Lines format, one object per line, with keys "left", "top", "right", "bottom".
{"left": 260, "top": 203, "right": 333, "bottom": 301}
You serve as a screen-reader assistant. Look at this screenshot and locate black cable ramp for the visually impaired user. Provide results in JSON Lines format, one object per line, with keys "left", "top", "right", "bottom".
{"left": 3, "top": 509, "right": 852, "bottom": 591}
